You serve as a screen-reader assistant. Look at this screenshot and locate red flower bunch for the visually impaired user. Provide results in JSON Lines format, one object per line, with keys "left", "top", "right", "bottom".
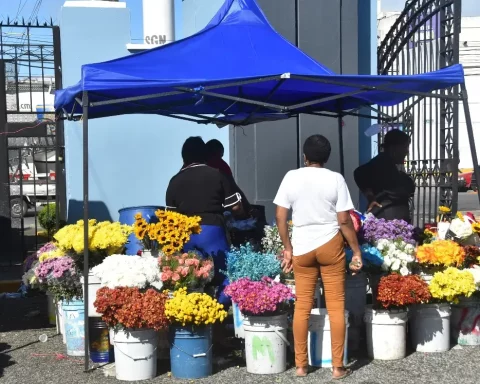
{"left": 159, "top": 251, "right": 213, "bottom": 290}
{"left": 94, "top": 287, "right": 168, "bottom": 330}
{"left": 463, "top": 246, "right": 480, "bottom": 268}
{"left": 377, "top": 274, "right": 431, "bottom": 309}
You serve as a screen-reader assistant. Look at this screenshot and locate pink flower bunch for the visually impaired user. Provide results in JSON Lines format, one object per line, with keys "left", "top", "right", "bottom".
{"left": 35, "top": 256, "right": 78, "bottom": 281}
{"left": 224, "top": 277, "right": 295, "bottom": 316}
{"left": 159, "top": 251, "right": 213, "bottom": 290}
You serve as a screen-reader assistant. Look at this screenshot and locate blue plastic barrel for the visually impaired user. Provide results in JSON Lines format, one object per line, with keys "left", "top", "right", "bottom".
{"left": 89, "top": 318, "right": 114, "bottom": 363}
{"left": 169, "top": 325, "right": 213, "bottom": 379}
{"left": 118, "top": 206, "right": 162, "bottom": 255}
{"left": 63, "top": 300, "right": 85, "bottom": 356}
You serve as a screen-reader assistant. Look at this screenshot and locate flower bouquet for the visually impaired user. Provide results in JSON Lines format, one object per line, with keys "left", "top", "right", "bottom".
{"left": 159, "top": 251, "right": 213, "bottom": 291}
{"left": 22, "top": 242, "right": 59, "bottom": 291}
{"left": 416, "top": 239, "right": 466, "bottom": 272}
{"left": 91, "top": 254, "right": 163, "bottom": 290}
{"left": 35, "top": 256, "right": 83, "bottom": 302}
{"left": 165, "top": 287, "right": 227, "bottom": 327}
{"left": 363, "top": 216, "right": 416, "bottom": 245}
{"left": 133, "top": 210, "right": 201, "bottom": 256}
{"left": 54, "top": 219, "right": 133, "bottom": 268}
{"left": 428, "top": 267, "right": 476, "bottom": 303}
{"left": 94, "top": 286, "right": 168, "bottom": 330}
{"left": 376, "top": 274, "right": 431, "bottom": 309}
{"left": 224, "top": 277, "right": 295, "bottom": 316}
{"left": 224, "top": 243, "right": 281, "bottom": 283}
{"left": 261, "top": 221, "right": 293, "bottom": 256}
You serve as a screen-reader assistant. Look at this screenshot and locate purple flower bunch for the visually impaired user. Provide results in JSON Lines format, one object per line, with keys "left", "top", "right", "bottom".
{"left": 363, "top": 216, "right": 415, "bottom": 245}
{"left": 23, "top": 242, "right": 57, "bottom": 272}
{"left": 224, "top": 277, "right": 295, "bottom": 316}
{"left": 35, "top": 256, "right": 78, "bottom": 282}
{"left": 35, "top": 256, "right": 82, "bottom": 301}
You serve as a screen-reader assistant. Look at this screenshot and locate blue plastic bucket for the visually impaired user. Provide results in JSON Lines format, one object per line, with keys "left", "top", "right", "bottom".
{"left": 118, "top": 206, "right": 162, "bottom": 255}
{"left": 169, "top": 325, "right": 213, "bottom": 379}
{"left": 63, "top": 300, "right": 85, "bottom": 356}
{"left": 89, "top": 318, "right": 114, "bottom": 363}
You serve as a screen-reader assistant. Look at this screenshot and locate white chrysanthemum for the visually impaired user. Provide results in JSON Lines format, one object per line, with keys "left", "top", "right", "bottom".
{"left": 449, "top": 218, "right": 473, "bottom": 239}
{"left": 92, "top": 254, "right": 162, "bottom": 289}
{"left": 391, "top": 259, "right": 401, "bottom": 272}
{"left": 399, "top": 266, "right": 410, "bottom": 276}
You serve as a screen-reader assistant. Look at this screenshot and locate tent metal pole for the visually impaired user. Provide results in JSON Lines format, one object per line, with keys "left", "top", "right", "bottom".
{"left": 89, "top": 76, "right": 282, "bottom": 108}
{"left": 338, "top": 114, "right": 345, "bottom": 176}
{"left": 460, "top": 84, "right": 480, "bottom": 206}
{"left": 82, "top": 91, "right": 90, "bottom": 372}
{"left": 289, "top": 74, "right": 463, "bottom": 102}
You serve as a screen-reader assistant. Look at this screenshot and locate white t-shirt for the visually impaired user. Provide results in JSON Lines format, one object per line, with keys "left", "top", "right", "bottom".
{"left": 273, "top": 168, "right": 354, "bottom": 256}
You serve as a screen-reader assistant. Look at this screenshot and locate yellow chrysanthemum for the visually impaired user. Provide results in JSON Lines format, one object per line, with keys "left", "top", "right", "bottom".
{"left": 438, "top": 206, "right": 451, "bottom": 214}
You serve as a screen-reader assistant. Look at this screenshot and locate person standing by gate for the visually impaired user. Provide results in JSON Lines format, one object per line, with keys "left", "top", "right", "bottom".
{"left": 274, "top": 134, "right": 362, "bottom": 380}
{"left": 354, "top": 129, "right": 415, "bottom": 223}
{"left": 166, "top": 136, "right": 242, "bottom": 309}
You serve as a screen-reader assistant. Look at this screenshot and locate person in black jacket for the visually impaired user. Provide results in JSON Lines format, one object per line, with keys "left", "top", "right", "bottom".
{"left": 166, "top": 137, "right": 242, "bottom": 309}
{"left": 354, "top": 129, "right": 415, "bottom": 223}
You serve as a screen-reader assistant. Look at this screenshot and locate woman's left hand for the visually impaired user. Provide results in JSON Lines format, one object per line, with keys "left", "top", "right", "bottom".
{"left": 282, "top": 249, "right": 293, "bottom": 274}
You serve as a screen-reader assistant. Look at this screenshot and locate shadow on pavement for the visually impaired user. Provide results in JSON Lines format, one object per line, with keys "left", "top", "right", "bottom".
{"left": 0, "top": 342, "right": 14, "bottom": 377}
{"left": 0, "top": 295, "right": 53, "bottom": 332}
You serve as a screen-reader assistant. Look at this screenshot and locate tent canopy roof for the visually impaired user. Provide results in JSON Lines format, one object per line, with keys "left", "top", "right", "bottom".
{"left": 55, "top": 0, "right": 465, "bottom": 125}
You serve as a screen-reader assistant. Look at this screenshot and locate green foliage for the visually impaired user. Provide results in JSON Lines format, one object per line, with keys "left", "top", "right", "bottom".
{"left": 38, "top": 203, "right": 57, "bottom": 237}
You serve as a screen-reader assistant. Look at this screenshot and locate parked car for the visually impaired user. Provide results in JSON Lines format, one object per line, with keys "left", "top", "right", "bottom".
{"left": 458, "top": 170, "right": 473, "bottom": 192}
{"left": 9, "top": 149, "right": 56, "bottom": 218}
{"left": 472, "top": 169, "right": 478, "bottom": 193}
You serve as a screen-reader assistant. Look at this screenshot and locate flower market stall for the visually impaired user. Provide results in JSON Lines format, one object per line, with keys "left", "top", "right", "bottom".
{"left": 51, "top": 0, "right": 480, "bottom": 376}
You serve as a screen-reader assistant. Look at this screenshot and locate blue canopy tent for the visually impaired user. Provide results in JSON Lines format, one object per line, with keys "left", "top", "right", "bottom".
{"left": 54, "top": 0, "right": 479, "bottom": 370}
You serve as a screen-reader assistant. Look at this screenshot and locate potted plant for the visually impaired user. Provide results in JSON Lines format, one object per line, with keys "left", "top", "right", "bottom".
{"left": 94, "top": 287, "right": 168, "bottom": 381}
{"left": 224, "top": 277, "right": 295, "bottom": 374}
{"left": 365, "top": 274, "right": 431, "bottom": 360}
{"left": 164, "top": 288, "right": 227, "bottom": 379}
{"left": 158, "top": 251, "right": 213, "bottom": 292}
{"left": 223, "top": 243, "right": 282, "bottom": 338}
{"left": 133, "top": 209, "right": 201, "bottom": 257}
{"left": 54, "top": 219, "right": 133, "bottom": 318}
{"left": 429, "top": 267, "right": 479, "bottom": 346}
{"left": 361, "top": 216, "right": 416, "bottom": 298}
{"left": 34, "top": 253, "right": 83, "bottom": 354}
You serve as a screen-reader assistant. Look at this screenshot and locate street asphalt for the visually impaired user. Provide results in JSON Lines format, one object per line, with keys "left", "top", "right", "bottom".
{"left": 1, "top": 296, "right": 480, "bottom": 384}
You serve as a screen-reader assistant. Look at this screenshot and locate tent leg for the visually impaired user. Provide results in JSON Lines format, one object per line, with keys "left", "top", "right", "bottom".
{"left": 460, "top": 84, "right": 480, "bottom": 206}
{"left": 338, "top": 115, "right": 345, "bottom": 176}
{"left": 82, "top": 91, "right": 90, "bottom": 372}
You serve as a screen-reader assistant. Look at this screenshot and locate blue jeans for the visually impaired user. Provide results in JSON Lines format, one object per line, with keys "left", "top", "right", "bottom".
{"left": 183, "top": 224, "right": 231, "bottom": 310}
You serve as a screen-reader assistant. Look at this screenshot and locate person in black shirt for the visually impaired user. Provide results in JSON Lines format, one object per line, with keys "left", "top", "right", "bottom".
{"left": 354, "top": 129, "right": 415, "bottom": 223}
{"left": 166, "top": 137, "right": 242, "bottom": 308}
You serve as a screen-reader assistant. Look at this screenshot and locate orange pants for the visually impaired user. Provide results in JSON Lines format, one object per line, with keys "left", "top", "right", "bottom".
{"left": 292, "top": 232, "right": 346, "bottom": 368}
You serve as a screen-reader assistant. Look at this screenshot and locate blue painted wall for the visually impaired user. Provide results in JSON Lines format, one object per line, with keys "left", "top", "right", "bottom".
{"left": 60, "top": 2, "right": 227, "bottom": 222}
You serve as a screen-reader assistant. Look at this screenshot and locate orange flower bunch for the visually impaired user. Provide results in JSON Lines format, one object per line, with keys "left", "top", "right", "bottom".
{"left": 377, "top": 274, "right": 431, "bottom": 309}
{"left": 94, "top": 287, "right": 168, "bottom": 330}
{"left": 416, "top": 239, "right": 466, "bottom": 267}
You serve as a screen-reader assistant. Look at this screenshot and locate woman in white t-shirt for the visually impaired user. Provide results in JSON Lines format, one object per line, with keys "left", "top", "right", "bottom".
{"left": 274, "top": 134, "right": 363, "bottom": 380}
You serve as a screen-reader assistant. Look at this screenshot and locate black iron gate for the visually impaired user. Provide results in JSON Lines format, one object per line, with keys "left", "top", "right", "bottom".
{"left": 377, "top": 0, "right": 461, "bottom": 226}
{"left": 0, "top": 21, "right": 65, "bottom": 270}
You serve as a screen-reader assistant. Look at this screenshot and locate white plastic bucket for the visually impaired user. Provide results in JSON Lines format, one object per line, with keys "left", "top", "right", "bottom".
{"left": 345, "top": 273, "right": 367, "bottom": 350}
{"left": 80, "top": 273, "right": 102, "bottom": 317}
{"left": 56, "top": 300, "right": 66, "bottom": 344}
{"left": 409, "top": 303, "right": 451, "bottom": 352}
{"left": 308, "top": 308, "right": 349, "bottom": 368}
{"left": 244, "top": 313, "right": 288, "bottom": 374}
{"left": 47, "top": 293, "right": 56, "bottom": 325}
{"left": 233, "top": 303, "right": 245, "bottom": 339}
{"left": 364, "top": 305, "right": 407, "bottom": 360}
{"left": 113, "top": 328, "right": 158, "bottom": 381}
{"left": 451, "top": 298, "right": 480, "bottom": 346}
